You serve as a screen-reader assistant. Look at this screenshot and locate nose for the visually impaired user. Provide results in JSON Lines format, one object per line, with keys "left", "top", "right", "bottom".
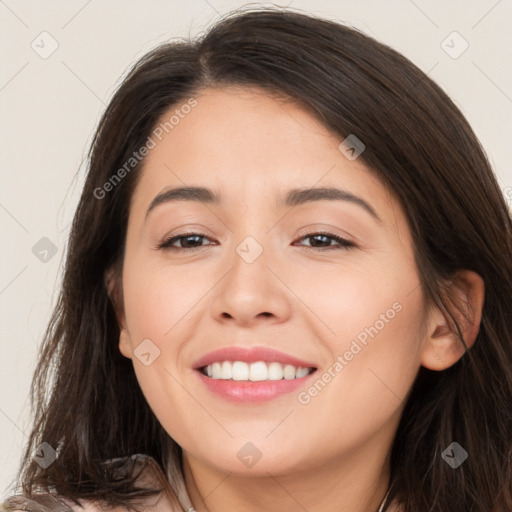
{"left": 210, "top": 239, "right": 293, "bottom": 328}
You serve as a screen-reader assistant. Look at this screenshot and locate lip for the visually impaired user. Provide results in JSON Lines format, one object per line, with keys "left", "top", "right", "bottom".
{"left": 192, "top": 346, "right": 318, "bottom": 370}
{"left": 195, "top": 370, "right": 317, "bottom": 403}
{"left": 192, "top": 346, "right": 318, "bottom": 404}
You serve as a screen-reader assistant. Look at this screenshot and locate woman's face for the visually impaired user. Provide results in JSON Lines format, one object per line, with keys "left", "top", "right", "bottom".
{"left": 116, "top": 86, "right": 430, "bottom": 476}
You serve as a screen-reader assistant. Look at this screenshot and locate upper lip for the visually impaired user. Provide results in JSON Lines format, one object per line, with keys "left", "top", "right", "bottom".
{"left": 192, "top": 346, "right": 318, "bottom": 370}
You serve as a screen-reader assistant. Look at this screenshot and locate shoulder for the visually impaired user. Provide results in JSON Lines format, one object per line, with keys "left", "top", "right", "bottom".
{"left": 1, "top": 454, "right": 167, "bottom": 512}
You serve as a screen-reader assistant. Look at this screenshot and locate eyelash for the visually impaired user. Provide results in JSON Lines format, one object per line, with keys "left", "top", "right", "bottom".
{"left": 156, "top": 231, "right": 356, "bottom": 252}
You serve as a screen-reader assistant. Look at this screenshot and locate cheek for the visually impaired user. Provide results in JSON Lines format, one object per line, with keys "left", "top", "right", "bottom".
{"left": 299, "top": 278, "right": 425, "bottom": 431}
{"left": 297, "top": 255, "right": 421, "bottom": 354}
{"left": 122, "top": 255, "right": 212, "bottom": 347}
{"left": 121, "top": 256, "right": 208, "bottom": 443}
{"left": 296, "top": 255, "right": 425, "bottom": 417}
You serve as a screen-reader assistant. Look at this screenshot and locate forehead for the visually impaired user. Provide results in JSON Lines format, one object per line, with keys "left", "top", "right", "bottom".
{"left": 148, "top": 86, "right": 342, "bottom": 175}
{"left": 129, "top": 86, "right": 400, "bottom": 229}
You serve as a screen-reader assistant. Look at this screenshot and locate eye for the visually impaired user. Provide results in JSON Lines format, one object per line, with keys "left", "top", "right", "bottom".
{"left": 157, "top": 232, "right": 213, "bottom": 250}
{"left": 293, "top": 231, "right": 356, "bottom": 251}
{"left": 156, "top": 231, "right": 356, "bottom": 251}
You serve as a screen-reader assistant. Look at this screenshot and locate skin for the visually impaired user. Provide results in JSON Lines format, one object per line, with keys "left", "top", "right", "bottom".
{"left": 109, "top": 86, "right": 485, "bottom": 512}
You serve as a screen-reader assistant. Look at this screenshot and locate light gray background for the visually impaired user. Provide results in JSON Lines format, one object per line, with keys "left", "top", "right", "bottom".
{"left": 1, "top": 0, "right": 511, "bottom": 495}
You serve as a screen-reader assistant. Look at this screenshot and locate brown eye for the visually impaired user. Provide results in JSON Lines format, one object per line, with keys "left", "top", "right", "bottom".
{"left": 295, "top": 232, "right": 356, "bottom": 250}
{"left": 156, "top": 231, "right": 356, "bottom": 252}
{"left": 157, "top": 232, "right": 212, "bottom": 250}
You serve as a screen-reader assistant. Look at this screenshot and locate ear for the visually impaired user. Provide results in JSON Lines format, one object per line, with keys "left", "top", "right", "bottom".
{"left": 421, "top": 269, "right": 485, "bottom": 371}
{"left": 104, "top": 266, "right": 133, "bottom": 360}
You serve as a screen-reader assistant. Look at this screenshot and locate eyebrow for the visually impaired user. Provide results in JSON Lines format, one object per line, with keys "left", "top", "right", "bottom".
{"left": 145, "top": 186, "right": 381, "bottom": 223}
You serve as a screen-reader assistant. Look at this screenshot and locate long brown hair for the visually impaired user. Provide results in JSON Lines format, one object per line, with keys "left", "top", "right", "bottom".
{"left": 4, "top": 6, "right": 512, "bottom": 511}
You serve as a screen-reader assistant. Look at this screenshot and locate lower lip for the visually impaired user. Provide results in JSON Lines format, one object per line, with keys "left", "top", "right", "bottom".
{"left": 195, "top": 369, "right": 317, "bottom": 403}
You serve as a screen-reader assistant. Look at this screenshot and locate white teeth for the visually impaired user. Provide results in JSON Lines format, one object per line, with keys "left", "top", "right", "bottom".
{"left": 220, "top": 361, "right": 232, "bottom": 379}
{"left": 211, "top": 362, "right": 221, "bottom": 378}
{"left": 232, "top": 361, "right": 249, "bottom": 381}
{"left": 283, "top": 364, "right": 296, "bottom": 380}
{"left": 295, "top": 367, "right": 310, "bottom": 378}
{"left": 268, "top": 362, "right": 283, "bottom": 380}
{"left": 204, "top": 361, "right": 314, "bottom": 381}
{"left": 249, "top": 361, "right": 268, "bottom": 381}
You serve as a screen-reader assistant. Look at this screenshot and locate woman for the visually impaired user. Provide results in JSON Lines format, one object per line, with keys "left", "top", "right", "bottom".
{"left": 2, "top": 6, "right": 511, "bottom": 512}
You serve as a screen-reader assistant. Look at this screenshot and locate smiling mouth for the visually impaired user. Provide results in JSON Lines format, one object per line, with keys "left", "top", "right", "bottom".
{"left": 198, "top": 360, "right": 317, "bottom": 381}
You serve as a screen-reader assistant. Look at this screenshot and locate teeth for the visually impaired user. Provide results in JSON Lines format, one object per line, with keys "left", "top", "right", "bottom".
{"left": 268, "top": 362, "right": 283, "bottom": 380}
{"left": 295, "top": 367, "right": 310, "bottom": 378}
{"left": 203, "top": 361, "right": 314, "bottom": 381}
{"left": 221, "top": 361, "right": 232, "bottom": 379}
{"left": 283, "top": 364, "right": 296, "bottom": 380}
{"left": 249, "top": 361, "right": 267, "bottom": 381}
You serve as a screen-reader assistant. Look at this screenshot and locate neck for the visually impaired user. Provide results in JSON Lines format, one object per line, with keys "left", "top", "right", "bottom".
{"left": 182, "top": 432, "right": 393, "bottom": 512}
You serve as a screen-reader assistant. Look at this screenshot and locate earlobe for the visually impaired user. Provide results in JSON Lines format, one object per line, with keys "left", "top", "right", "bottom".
{"left": 421, "top": 269, "right": 485, "bottom": 371}
{"left": 119, "top": 328, "right": 133, "bottom": 359}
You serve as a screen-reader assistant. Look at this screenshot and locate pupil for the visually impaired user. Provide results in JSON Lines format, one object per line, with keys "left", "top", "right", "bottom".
{"left": 312, "top": 235, "right": 329, "bottom": 247}
{"left": 183, "top": 235, "right": 201, "bottom": 247}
